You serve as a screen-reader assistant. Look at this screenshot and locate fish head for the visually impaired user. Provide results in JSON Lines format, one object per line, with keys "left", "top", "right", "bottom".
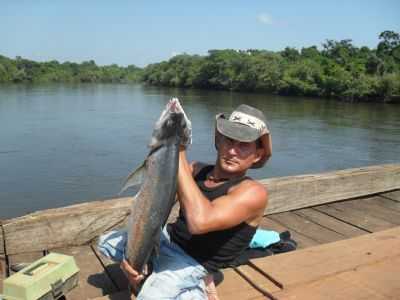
{"left": 149, "top": 98, "right": 192, "bottom": 148}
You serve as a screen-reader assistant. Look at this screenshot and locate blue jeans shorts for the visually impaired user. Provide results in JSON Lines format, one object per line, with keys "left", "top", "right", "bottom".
{"left": 137, "top": 227, "right": 208, "bottom": 299}
{"left": 98, "top": 227, "right": 208, "bottom": 299}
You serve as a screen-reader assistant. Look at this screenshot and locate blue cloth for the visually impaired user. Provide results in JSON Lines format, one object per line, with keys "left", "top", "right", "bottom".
{"left": 97, "top": 228, "right": 280, "bottom": 299}
{"left": 139, "top": 228, "right": 208, "bottom": 299}
{"left": 97, "top": 229, "right": 127, "bottom": 262}
{"left": 98, "top": 228, "right": 208, "bottom": 299}
{"left": 249, "top": 229, "right": 281, "bottom": 249}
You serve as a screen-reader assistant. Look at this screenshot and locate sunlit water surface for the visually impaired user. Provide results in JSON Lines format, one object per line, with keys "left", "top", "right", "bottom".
{"left": 1, "top": 84, "right": 399, "bottom": 218}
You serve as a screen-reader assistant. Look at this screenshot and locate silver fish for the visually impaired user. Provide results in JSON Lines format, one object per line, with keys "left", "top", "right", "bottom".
{"left": 120, "top": 98, "right": 191, "bottom": 273}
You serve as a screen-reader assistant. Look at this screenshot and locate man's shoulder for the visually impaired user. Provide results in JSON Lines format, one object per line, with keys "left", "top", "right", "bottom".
{"left": 235, "top": 179, "right": 267, "bottom": 195}
{"left": 228, "top": 178, "right": 268, "bottom": 205}
{"left": 225, "top": 179, "right": 268, "bottom": 224}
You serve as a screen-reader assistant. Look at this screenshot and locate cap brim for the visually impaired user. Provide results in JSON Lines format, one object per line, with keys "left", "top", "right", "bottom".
{"left": 216, "top": 117, "right": 261, "bottom": 142}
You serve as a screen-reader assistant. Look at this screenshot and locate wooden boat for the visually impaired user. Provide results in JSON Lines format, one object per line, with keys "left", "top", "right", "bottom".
{"left": 1, "top": 163, "right": 400, "bottom": 299}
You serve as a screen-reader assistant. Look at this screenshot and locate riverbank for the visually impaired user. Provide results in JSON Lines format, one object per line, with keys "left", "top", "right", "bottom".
{"left": 2, "top": 31, "right": 400, "bottom": 103}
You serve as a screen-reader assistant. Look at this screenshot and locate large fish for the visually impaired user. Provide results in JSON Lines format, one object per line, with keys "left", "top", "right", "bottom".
{"left": 120, "top": 98, "right": 191, "bottom": 273}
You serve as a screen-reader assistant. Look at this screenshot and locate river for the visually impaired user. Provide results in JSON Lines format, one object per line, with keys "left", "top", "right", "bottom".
{"left": 0, "top": 84, "right": 399, "bottom": 219}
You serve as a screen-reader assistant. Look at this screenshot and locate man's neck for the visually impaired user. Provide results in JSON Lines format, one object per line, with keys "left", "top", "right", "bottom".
{"left": 209, "top": 164, "right": 246, "bottom": 183}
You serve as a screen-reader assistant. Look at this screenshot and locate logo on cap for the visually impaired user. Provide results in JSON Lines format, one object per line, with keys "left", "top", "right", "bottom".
{"left": 229, "top": 111, "right": 266, "bottom": 133}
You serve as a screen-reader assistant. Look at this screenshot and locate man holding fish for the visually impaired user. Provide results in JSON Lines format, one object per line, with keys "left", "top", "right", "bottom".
{"left": 118, "top": 99, "right": 272, "bottom": 299}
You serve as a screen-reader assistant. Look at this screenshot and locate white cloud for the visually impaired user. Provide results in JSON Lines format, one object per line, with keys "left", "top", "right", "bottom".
{"left": 257, "top": 13, "right": 273, "bottom": 25}
{"left": 170, "top": 51, "right": 181, "bottom": 58}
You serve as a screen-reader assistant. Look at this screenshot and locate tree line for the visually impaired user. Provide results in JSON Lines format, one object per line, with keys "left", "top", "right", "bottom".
{"left": 141, "top": 31, "right": 400, "bottom": 102}
{"left": 0, "top": 56, "right": 141, "bottom": 83}
{"left": 1, "top": 31, "right": 399, "bottom": 102}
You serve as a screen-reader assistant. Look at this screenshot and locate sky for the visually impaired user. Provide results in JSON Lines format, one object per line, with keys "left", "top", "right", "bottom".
{"left": 1, "top": 1, "right": 399, "bottom": 67}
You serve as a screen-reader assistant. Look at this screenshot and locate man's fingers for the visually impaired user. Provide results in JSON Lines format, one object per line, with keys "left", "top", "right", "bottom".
{"left": 137, "top": 274, "right": 144, "bottom": 281}
{"left": 121, "top": 260, "right": 139, "bottom": 276}
{"left": 120, "top": 260, "right": 146, "bottom": 284}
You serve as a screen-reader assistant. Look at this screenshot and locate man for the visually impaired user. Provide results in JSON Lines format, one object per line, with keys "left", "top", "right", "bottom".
{"left": 121, "top": 104, "right": 272, "bottom": 299}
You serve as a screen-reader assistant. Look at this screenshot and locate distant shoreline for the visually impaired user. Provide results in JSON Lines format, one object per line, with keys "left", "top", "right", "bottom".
{"left": 1, "top": 31, "right": 399, "bottom": 103}
{"left": 1, "top": 81, "right": 398, "bottom": 104}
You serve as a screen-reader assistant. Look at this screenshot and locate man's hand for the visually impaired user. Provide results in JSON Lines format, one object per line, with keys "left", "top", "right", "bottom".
{"left": 120, "top": 260, "right": 146, "bottom": 287}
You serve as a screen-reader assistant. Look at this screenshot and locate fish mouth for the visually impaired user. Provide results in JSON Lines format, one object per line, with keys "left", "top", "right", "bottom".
{"left": 168, "top": 98, "right": 184, "bottom": 114}
{"left": 150, "top": 97, "right": 192, "bottom": 149}
{"left": 169, "top": 99, "right": 178, "bottom": 113}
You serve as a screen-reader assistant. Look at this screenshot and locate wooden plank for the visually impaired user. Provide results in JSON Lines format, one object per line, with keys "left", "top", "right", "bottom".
{"left": 2, "top": 197, "right": 132, "bottom": 255}
{"left": 3, "top": 164, "right": 399, "bottom": 255}
{"left": 259, "top": 216, "right": 290, "bottom": 233}
{"left": 315, "top": 202, "right": 396, "bottom": 232}
{"left": 262, "top": 164, "right": 400, "bottom": 214}
{"left": 268, "top": 212, "right": 346, "bottom": 244}
{"left": 216, "top": 268, "right": 264, "bottom": 300}
{"left": 341, "top": 197, "right": 400, "bottom": 225}
{"left": 373, "top": 195, "right": 400, "bottom": 212}
{"left": 381, "top": 189, "right": 400, "bottom": 201}
{"left": 260, "top": 216, "right": 320, "bottom": 249}
{"left": 0, "top": 222, "right": 4, "bottom": 256}
{"left": 294, "top": 208, "right": 368, "bottom": 238}
{"left": 91, "top": 244, "right": 130, "bottom": 291}
{"left": 250, "top": 227, "right": 400, "bottom": 289}
{"left": 272, "top": 255, "right": 400, "bottom": 300}
{"left": 235, "top": 265, "right": 281, "bottom": 293}
{"left": 55, "top": 246, "right": 118, "bottom": 300}
{"left": 274, "top": 276, "right": 378, "bottom": 300}
{"left": 8, "top": 251, "right": 43, "bottom": 273}
{"left": 336, "top": 255, "right": 400, "bottom": 299}
{"left": 0, "top": 222, "right": 4, "bottom": 292}
{"left": 90, "top": 290, "right": 134, "bottom": 300}
{"left": 0, "top": 257, "right": 4, "bottom": 293}
{"left": 167, "top": 202, "right": 180, "bottom": 224}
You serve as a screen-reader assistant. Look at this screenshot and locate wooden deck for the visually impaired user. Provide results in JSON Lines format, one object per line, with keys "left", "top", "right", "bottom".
{"left": 2, "top": 189, "right": 399, "bottom": 299}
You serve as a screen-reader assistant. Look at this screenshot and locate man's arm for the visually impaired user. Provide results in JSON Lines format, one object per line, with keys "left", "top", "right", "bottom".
{"left": 177, "top": 149, "right": 268, "bottom": 235}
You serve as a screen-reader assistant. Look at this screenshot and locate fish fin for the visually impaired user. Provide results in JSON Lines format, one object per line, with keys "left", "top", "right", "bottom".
{"left": 119, "top": 160, "right": 147, "bottom": 195}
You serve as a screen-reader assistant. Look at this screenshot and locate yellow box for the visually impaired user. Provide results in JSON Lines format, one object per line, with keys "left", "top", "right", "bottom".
{"left": 1, "top": 252, "right": 79, "bottom": 300}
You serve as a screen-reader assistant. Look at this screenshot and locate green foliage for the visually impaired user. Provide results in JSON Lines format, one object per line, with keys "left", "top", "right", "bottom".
{"left": 139, "top": 31, "right": 400, "bottom": 102}
{"left": 280, "top": 59, "right": 323, "bottom": 96}
{"left": 377, "top": 31, "right": 400, "bottom": 58}
{"left": 375, "top": 73, "right": 400, "bottom": 101}
{"left": 2, "top": 31, "right": 400, "bottom": 102}
{"left": 0, "top": 55, "right": 142, "bottom": 84}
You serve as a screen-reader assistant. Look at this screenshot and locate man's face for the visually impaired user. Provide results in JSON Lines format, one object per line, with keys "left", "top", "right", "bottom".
{"left": 216, "top": 135, "right": 261, "bottom": 174}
